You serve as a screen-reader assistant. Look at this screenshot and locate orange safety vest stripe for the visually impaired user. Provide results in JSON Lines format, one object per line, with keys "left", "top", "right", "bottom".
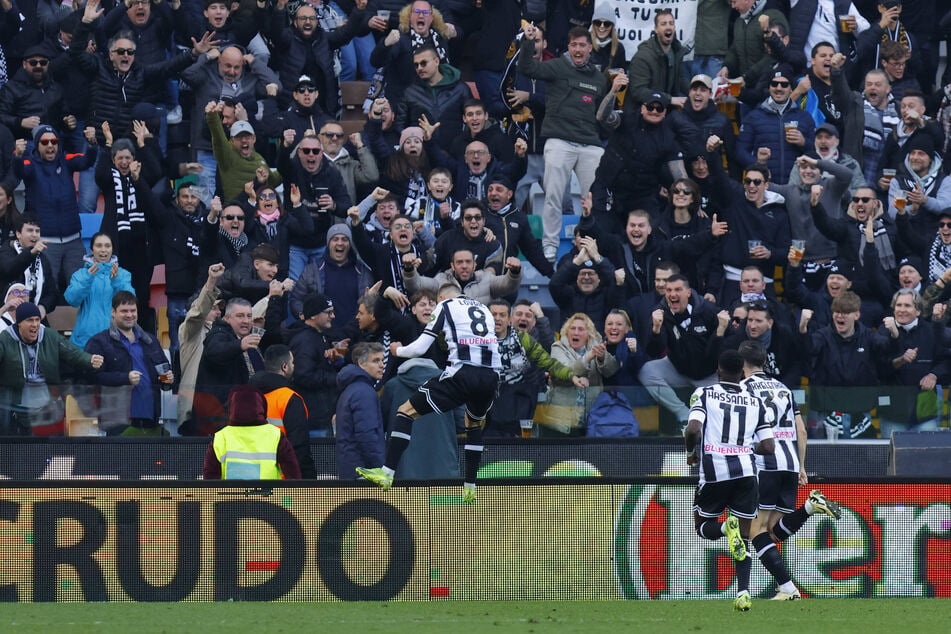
{"left": 264, "top": 386, "right": 308, "bottom": 435}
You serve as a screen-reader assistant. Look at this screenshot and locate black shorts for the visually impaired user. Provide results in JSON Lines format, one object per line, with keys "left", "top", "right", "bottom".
{"left": 694, "top": 476, "right": 759, "bottom": 519}
{"left": 757, "top": 470, "right": 799, "bottom": 513}
{"left": 410, "top": 365, "right": 500, "bottom": 421}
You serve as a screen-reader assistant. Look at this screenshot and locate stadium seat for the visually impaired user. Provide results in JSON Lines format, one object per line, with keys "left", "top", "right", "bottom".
{"left": 340, "top": 81, "right": 370, "bottom": 121}
{"left": 46, "top": 305, "right": 78, "bottom": 336}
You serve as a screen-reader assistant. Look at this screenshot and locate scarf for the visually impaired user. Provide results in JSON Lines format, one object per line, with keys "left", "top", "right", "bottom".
{"left": 928, "top": 236, "right": 951, "bottom": 284}
{"left": 257, "top": 210, "right": 281, "bottom": 240}
{"left": 742, "top": 0, "right": 767, "bottom": 24}
{"left": 410, "top": 29, "right": 448, "bottom": 63}
{"left": 763, "top": 97, "right": 792, "bottom": 116}
{"left": 390, "top": 243, "right": 420, "bottom": 297}
{"left": 857, "top": 219, "right": 896, "bottom": 270}
{"left": 219, "top": 227, "right": 248, "bottom": 257}
{"left": 0, "top": 42, "right": 6, "bottom": 89}
{"left": 112, "top": 168, "right": 144, "bottom": 238}
{"left": 903, "top": 152, "right": 943, "bottom": 195}
{"left": 900, "top": 318, "right": 919, "bottom": 332}
{"left": 938, "top": 87, "right": 951, "bottom": 155}
{"left": 750, "top": 327, "right": 772, "bottom": 351}
{"left": 12, "top": 242, "right": 45, "bottom": 306}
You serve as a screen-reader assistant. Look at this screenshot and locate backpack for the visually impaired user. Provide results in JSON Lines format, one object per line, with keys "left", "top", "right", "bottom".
{"left": 586, "top": 390, "right": 639, "bottom": 438}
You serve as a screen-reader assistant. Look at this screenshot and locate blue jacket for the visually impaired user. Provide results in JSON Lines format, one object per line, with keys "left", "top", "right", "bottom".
{"left": 736, "top": 100, "right": 815, "bottom": 185}
{"left": 64, "top": 257, "right": 134, "bottom": 349}
{"left": 13, "top": 143, "right": 96, "bottom": 237}
{"left": 334, "top": 364, "right": 384, "bottom": 479}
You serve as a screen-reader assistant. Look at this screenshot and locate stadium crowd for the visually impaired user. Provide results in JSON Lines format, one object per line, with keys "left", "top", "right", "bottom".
{"left": 1, "top": 0, "right": 951, "bottom": 454}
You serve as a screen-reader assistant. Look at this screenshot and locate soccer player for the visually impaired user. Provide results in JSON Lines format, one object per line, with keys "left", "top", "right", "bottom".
{"left": 357, "top": 284, "right": 502, "bottom": 504}
{"left": 684, "top": 349, "right": 774, "bottom": 612}
{"left": 738, "top": 340, "right": 842, "bottom": 601}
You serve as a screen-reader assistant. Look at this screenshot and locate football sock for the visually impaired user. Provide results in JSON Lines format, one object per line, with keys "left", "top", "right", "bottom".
{"left": 698, "top": 520, "right": 724, "bottom": 540}
{"left": 384, "top": 412, "right": 414, "bottom": 471}
{"left": 736, "top": 542, "right": 752, "bottom": 592}
{"left": 752, "top": 533, "right": 792, "bottom": 585}
{"left": 463, "top": 425, "right": 484, "bottom": 485}
{"left": 774, "top": 507, "right": 809, "bottom": 542}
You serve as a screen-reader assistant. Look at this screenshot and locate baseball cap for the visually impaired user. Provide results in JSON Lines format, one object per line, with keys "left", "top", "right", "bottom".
{"left": 230, "top": 120, "right": 255, "bottom": 137}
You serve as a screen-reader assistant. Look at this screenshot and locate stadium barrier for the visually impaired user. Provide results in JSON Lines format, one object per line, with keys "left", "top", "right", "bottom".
{"left": 889, "top": 431, "right": 951, "bottom": 476}
{"left": 0, "top": 480, "right": 947, "bottom": 602}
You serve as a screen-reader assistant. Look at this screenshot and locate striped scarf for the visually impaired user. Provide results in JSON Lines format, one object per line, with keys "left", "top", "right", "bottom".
{"left": 112, "top": 168, "right": 144, "bottom": 237}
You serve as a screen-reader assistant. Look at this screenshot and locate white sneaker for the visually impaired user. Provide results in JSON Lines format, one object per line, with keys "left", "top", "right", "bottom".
{"left": 543, "top": 246, "right": 557, "bottom": 262}
{"left": 167, "top": 105, "right": 183, "bottom": 125}
{"left": 770, "top": 589, "right": 802, "bottom": 601}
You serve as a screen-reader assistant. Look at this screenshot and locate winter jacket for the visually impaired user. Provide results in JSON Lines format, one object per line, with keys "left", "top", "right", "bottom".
{"left": 323, "top": 147, "right": 380, "bottom": 205}
{"left": 0, "top": 242, "right": 58, "bottom": 314}
{"left": 484, "top": 203, "right": 553, "bottom": 277}
{"left": 517, "top": 37, "right": 608, "bottom": 146}
{"left": 447, "top": 120, "right": 516, "bottom": 167}
{"left": 250, "top": 371, "right": 316, "bottom": 479}
{"left": 546, "top": 337, "right": 618, "bottom": 435}
{"left": 272, "top": 102, "right": 333, "bottom": 147}
{"left": 0, "top": 325, "right": 90, "bottom": 409}
{"left": 787, "top": 0, "right": 852, "bottom": 60}
{"left": 334, "top": 364, "right": 384, "bottom": 479}
{"left": 550, "top": 257, "right": 625, "bottom": 329}
{"left": 877, "top": 320, "right": 951, "bottom": 425}
{"left": 151, "top": 200, "right": 206, "bottom": 298}
{"left": 289, "top": 253, "right": 374, "bottom": 323}
{"left": 217, "top": 254, "right": 272, "bottom": 305}
{"left": 0, "top": 69, "right": 66, "bottom": 139}
{"left": 724, "top": 9, "right": 789, "bottom": 77}
{"left": 287, "top": 321, "right": 339, "bottom": 434}
{"left": 395, "top": 64, "right": 473, "bottom": 151}
{"left": 403, "top": 266, "right": 521, "bottom": 306}
{"left": 736, "top": 99, "right": 815, "bottom": 184}
{"left": 199, "top": 219, "right": 259, "bottom": 273}
{"left": 236, "top": 196, "right": 315, "bottom": 279}
{"left": 276, "top": 148, "right": 351, "bottom": 249}
{"left": 12, "top": 143, "right": 96, "bottom": 238}
{"left": 84, "top": 323, "right": 168, "bottom": 428}
{"left": 627, "top": 34, "right": 689, "bottom": 106}
{"left": 379, "top": 358, "right": 460, "bottom": 479}
{"left": 646, "top": 291, "right": 723, "bottom": 380}
{"left": 194, "top": 320, "right": 263, "bottom": 422}
{"left": 64, "top": 258, "right": 134, "bottom": 349}
{"left": 431, "top": 226, "right": 503, "bottom": 274}
{"left": 207, "top": 111, "right": 281, "bottom": 202}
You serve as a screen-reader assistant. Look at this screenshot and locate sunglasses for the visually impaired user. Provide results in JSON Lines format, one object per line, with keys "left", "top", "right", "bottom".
{"left": 296, "top": 86, "right": 317, "bottom": 93}
{"left": 463, "top": 215, "right": 483, "bottom": 221}
{"left": 592, "top": 20, "right": 612, "bottom": 27}
{"left": 321, "top": 131, "right": 344, "bottom": 138}
{"left": 258, "top": 192, "right": 277, "bottom": 200}
{"left": 26, "top": 58, "right": 49, "bottom": 67}
{"left": 39, "top": 137, "right": 58, "bottom": 146}
{"left": 770, "top": 80, "right": 790, "bottom": 88}
{"left": 223, "top": 214, "right": 245, "bottom": 221}
{"left": 744, "top": 178, "right": 764, "bottom": 186}
{"left": 298, "top": 147, "right": 321, "bottom": 155}
{"left": 851, "top": 196, "right": 873, "bottom": 203}
{"left": 414, "top": 60, "right": 432, "bottom": 68}
{"left": 939, "top": 222, "right": 951, "bottom": 228}
{"left": 671, "top": 187, "right": 692, "bottom": 195}
{"left": 112, "top": 48, "right": 136, "bottom": 56}
{"left": 644, "top": 103, "right": 666, "bottom": 113}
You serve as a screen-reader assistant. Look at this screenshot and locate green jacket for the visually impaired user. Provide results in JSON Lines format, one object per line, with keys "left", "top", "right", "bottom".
{"left": 693, "top": 0, "right": 733, "bottom": 57}
{"left": 724, "top": 9, "right": 790, "bottom": 77}
{"left": 0, "top": 326, "right": 92, "bottom": 403}
{"left": 514, "top": 329, "right": 575, "bottom": 383}
{"left": 517, "top": 39, "right": 607, "bottom": 146}
{"left": 207, "top": 111, "right": 281, "bottom": 202}
{"left": 628, "top": 34, "right": 690, "bottom": 106}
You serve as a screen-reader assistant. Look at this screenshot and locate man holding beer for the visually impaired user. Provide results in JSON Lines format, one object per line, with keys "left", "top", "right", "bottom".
{"left": 885, "top": 134, "right": 951, "bottom": 223}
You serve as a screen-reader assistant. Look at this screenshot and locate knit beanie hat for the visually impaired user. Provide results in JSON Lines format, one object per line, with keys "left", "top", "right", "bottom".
{"left": 32, "top": 124, "right": 56, "bottom": 145}
{"left": 399, "top": 127, "right": 424, "bottom": 147}
{"left": 16, "top": 302, "right": 41, "bottom": 324}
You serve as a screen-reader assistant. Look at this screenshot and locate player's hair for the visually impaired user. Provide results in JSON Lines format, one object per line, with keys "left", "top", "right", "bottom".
{"left": 437, "top": 284, "right": 459, "bottom": 300}
{"left": 111, "top": 290, "right": 137, "bottom": 309}
{"left": 890, "top": 288, "right": 923, "bottom": 312}
{"left": 264, "top": 344, "right": 292, "bottom": 373}
{"left": 352, "top": 341, "right": 385, "bottom": 366}
{"left": 665, "top": 273, "right": 690, "bottom": 288}
{"left": 605, "top": 308, "right": 633, "bottom": 331}
{"left": 559, "top": 312, "right": 601, "bottom": 345}
{"left": 830, "top": 290, "right": 861, "bottom": 314}
{"left": 737, "top": 340, "right": 767, "bottom": 369}
{"left": 718, "top": 349, "right": 745, "bottom": 380}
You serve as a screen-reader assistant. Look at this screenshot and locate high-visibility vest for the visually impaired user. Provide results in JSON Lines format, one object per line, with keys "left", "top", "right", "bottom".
{"left": 213, "top": 424, "right": 283, "bottom": 479}
{"left": 264, "top": 386, "right": 309, "bottom": 435}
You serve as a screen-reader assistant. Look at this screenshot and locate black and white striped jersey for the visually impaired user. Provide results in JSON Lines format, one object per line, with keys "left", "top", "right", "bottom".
{"left": 689, "top": 382, "right": 774, "bottom": 484}
{"left": 742, "top": 372, "right": 801, "bottom": 474}
{"left": 426, "top": 296, "right": 502, "bottom": 374}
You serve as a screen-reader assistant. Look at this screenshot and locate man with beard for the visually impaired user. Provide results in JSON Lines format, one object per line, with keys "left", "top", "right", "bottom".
{"left": 201, "top": 198, "right": 258, "bottom": 271}
{"left": 318, "top": 120, "right": 378, "bottom": 205}
{"left": 723, "top": 301, "right": 802, "bottom": 389}
{"left": 349, "top": 208, "right": 433, "bottom": 295}
{"left": 273, "top": 75, "right": 332, "bottom": 147}
{"left": 549, "top": 235, "right": 623, "bottom": 330}
{"left": 885, "top": 135, "right": 951, "bottom": 235}
{"left": 278, "top": 130, "right": 352, "bottom": 281}
{"left": 0, "top": 302, "right": 103, "bottom": 435}
{"left": 404, "top": 248, "right": 521, "bottom": 306}
{"left": 833, "top": 69, "right": 899, "bottom": 186}
{"left": 208, "top": 107, "right": 280, "bottom": 202}
{"left": 431, "top": 199, "right": 502, "bottom": 274}
{"left": 512, "top": 298, "right": 554, "bottom": 351}
{"left": 0, "top": 44, "right": 68, "bottom": 141}
{"left": 483, "top": 174, "right": 552, "bottom": 277}
{"left": 878, "top": 91, "right": 945, "bottom": 193}
{"left": 627, "top": 9, "right": 689, "bottom": 108}
{"left": 788, "top": 123, "right": 865, "bottom": 196}
{"left": 396, "top": 45, "right": 471, "bottom": 152}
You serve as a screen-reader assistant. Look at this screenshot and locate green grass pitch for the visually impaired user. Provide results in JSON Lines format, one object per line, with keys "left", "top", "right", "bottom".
{"left": 3, "top": 599, "right": 949, "bottom": 633}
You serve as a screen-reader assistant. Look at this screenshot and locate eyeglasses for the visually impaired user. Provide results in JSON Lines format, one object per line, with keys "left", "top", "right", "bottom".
{"left": 9, "top": 290, "right": 29, "bottom": 297}
{"left": 223, "top": 214, "right": 245, "bottom": 221}
{"left": 296, "top": 86, "right": 317, "bottom": 93}
{"left": 296, "top": 15, "right": 317, "bottom": 22}
{"left": 885, "top": 59, "right": 908, "bottom": 67}
{"left": 592, "top": 20, "right": 612, "bottom": 27}
{"left": 258, "top": 192, "right": 277, "bottom": 200}
{"left": 644, "top": 103, "right": 666, "bottom": 113}
{"left": 412, "top": 8, "right": 432, "bottom": 15}
{"left": 413, "top": 60, "right": 432, "bottom": 68}
{"left": 463, "top": 215, "right": 483, "bottom": 221}
{"left": 130, "top": 0, "right": 150, "bottom": 5}
{"left": 744, "top": 178, "right": 764, "bottom": 186}
{"left": 851, "top": 196, "right": 873, "bottom": 203}
{"left": 112, "top": 48, "right": 136, "bottom": 56}
{"left": 671, "top": 187, "right": 692, "bottom": 195}
{"left": 391, "top": 222, "right": 413, "bottom": 230}
{"left": 577, "top": 271, "right": 598, "bottom": 277}
{"left": 321, "top": 131, "right": 344, "bottom": 138}
{"left": 939, "top": 221, "right": 951, "bottom": 228}
{"left": 465, "top": 149, "right": 488, "bottom": 156}
{"left": 26, "top": 58, "right": 49, "bottom": 67}
{"left": 770, "top": 80, "right": 790, "bottom": 87}
{"left": 39, "top": 137, "right": 58, "bottom": 146}
{"left": 298, "top": 147, "right": 321, "bottom": 155}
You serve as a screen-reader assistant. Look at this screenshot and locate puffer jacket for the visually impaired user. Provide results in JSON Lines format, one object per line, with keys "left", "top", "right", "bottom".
{"left": 736, "top": 99, "right": 816, "bottom": 184}
{"left": 334, "top": 364, "right": 385, "bottom": 479}
{"left": 12, "top": 143, "right": 95, "bottom": 238}
{"left": 395, "top": 64, "right": 473, "bottom": 151}
{"left": 0, "top": 69, "right": 66, "bottom": 139}
{"left": 64, "top": 257, "right": 134, "bottom": 349}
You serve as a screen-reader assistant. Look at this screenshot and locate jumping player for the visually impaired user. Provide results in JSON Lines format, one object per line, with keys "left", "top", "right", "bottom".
{"left": 357, "top": 284, "right": 502, "bottom": 504}
{"left": 739, "top": 340, "right": 842, "bottom": 601}
{"left": 685, "top": 349, "right": 774, "bottom": 612}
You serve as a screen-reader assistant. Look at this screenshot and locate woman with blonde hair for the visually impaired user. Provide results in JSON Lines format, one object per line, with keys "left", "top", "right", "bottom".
{"left": 589, "top": 5, "right": 627, "bottom": 71}
{"left": 541, "top": 312, "right": 618, "bottom": 436}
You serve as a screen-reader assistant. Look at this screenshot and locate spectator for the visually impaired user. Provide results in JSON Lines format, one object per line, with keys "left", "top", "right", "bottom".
{"left": 207, "top": 107, "right": 281, "bottom": 202}
{"left": 789, "top": 122, "right": 866, "bottom": 196}
{"left": 85, "top": 290, "right": 170, "bottom": 436}
{"left": 431, "top": 199, "right": 502, "bottom": 273}
{"left": 518, "top": 23, "right": 607, "bottom": 261}
{"left": 852, "top": 1, "right": 911, "bottom": 84}
{"left": 544, "top": 312, "right": 617, "bottom": 436}
{"left": 878, "top": 41, "right": 920, "bottom": 101}
{"left": 404, "top": 167, "right": 461, "bottom": 236}
{"left": 355, "top": 190, "right": 399, "bottom": 246}
{"left": 378, "top": 126, "right": 430, "bottom": 209}
{"left": 0, "top": 182, "right": 23, "bottom": 251}
{"left": 0, "top": 43, "right": 67, "bottom": 141}
{"left": 601, "top": 308, "right": 650, "bottom": 399}
{"left": 687, "top": 0, "right": 731, "bottom": 79}
{"left": 785, "top": 249, "right": 881, "bottom": 329}
{"left": 447, "top": 98, "right": 515, "bottom": 167}
{"left": 201, "top": 198, "right": 259, "bottom": 271}
{"left": 737, "top": 66, "right": 816, "bottom": 184}
{"left": 203, "top": 385, "right": 301, "bottom": 479}
{"left": 720, "top": 0, "right": 791, "bottom": 80}
{"left": 0, "top": 283, "right": 28, "bottom": 332}
{"left": 0, "top": 214, "right": 57, "bottom": 319}
{"left": 193, "top": 297, "right": 264, "bottom": 436}
{"left": 639, "top": 274, "right": 729, "bottom": 431}
{"left": 177, "top": 263, "right": 224, "bottom": 430}
{"left": 349, "top": 208, "right": 434, "bottom": 295}
{"left": 791, "top": 42, "right": 840, "bottom": 129}
{"left": 667, "top": 74, "right": 737, "bottom": 175}
{"left": 218, "top": 243, "right": 289, "bottom": 305}
{"left": 238, "top": 180, "right": 313, "bottom": 279}
{"left": 625, "top": 260, "right": 680, "bottom": 347}
{"left": 895, "top": 207, "right": 951, "bottom": 287}
{"left": 64, "top": 232, "right": 134, "bottom": 349}
{"left": 273, "top": 74, "right": 332, "bottom": 146}
{"left": 878, "top": 91, "right": 945, "bottom": 189}
{"left": 335, "top": 341, "right": 386, "bottom": 479}
{"left": 483, "top": 174, "right": 551, "bottom": 277}
{"left": 512, "top": 298, "right": 555, "bottom": 351}
{"left": 723, "top": 300, "right": 803, "bottom": 389}
{"left": 251, "top": 344, "right": 316, "bottom": 478}
{"left": 425, "top": 129, "right": 527, "bottom": 203}
{"left": 627, "top": 9, "right": 689, "bottom": 108}
{"left": 885, "top": 135, "right": 951, "bottom": 230}
{"left": 287, "top": 293, "right": 344, "bottom": 437}
{"left": 0, "top": 302, "right": 103, "bottom": 436}
{"left": 798, "top": 290, "right": 899, "bottom": 439}
{"left": 834, "top": 69, "right": 899, "bottom": 187}
{"left": 549, "top": 234, "right": 624, "bottom": 330}
{"left": 655, "top": 178, "right": 722, "bottom": 293}
{"left": 11, "top": 125, "right": 96, "bottom": 290}
{"left": 404, "top": 249, "right": 521, "bottom": 306}
{"left": 467, "top": 0, "right": 520, "bottom": 119}
{"left": 351, "top": 290, "right": 401, "bottom": 385}
{"left": 318, "top": 120, "right": 379, "bottom": 205}
{"left": 395, "top": 44, "right": 472, "bottom": 151}
{"left": 362, "top": 97, "right": 400, "bottom": 164}
{"left": 487, "top": 298, "right": 586, "bottom": 438}
{"left": 589, "top": 4, "right": 627, "bottom": 71}
{"left": 787, "top": 0, "right": 870, "bottom": 60}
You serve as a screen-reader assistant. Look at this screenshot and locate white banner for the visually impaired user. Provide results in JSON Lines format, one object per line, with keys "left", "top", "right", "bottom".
{"left": 596, "top": 0, "right": 699, "bottom": 56}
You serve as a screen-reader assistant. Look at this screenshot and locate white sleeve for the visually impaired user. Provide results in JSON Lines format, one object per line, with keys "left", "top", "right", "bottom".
{"left": 395, "top": 330, "right": 436, "bottom": 359}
